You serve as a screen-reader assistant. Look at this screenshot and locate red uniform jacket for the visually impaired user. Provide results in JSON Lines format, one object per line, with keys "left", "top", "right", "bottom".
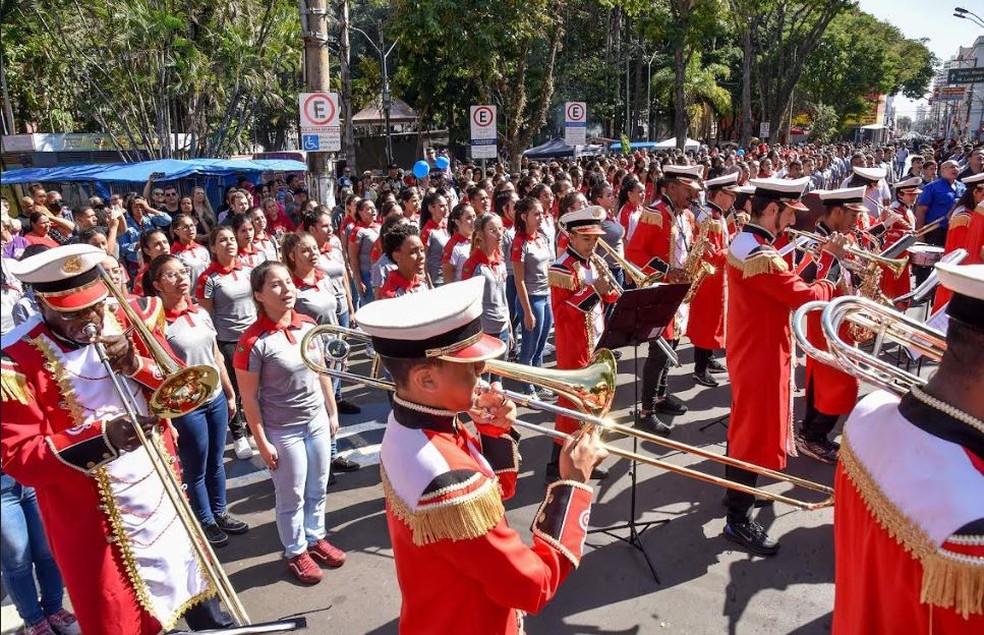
{"left": 549, "top": 248, "right": 619, "bottom": 437}
{"left": 379, "top": 396, "right": 593, "bottom": 635}
{"left": 878, "top": 202, "right": 916, "bottom": 302}
{"left": 625, "top": 195, "right": 695, "bottom": 339}
{"left": 801, "top": 221, "right": 859, "bottom": 415}
{"left": 934, "top": 203, "right": 984, "bottom": 309}
{"left": 686, "top": 203, "right": 729, "bottom": 350}
{"left": 726, "top": 224, "right": 838, "bottom": 470}
{"left": 833, "top": 390, "right": 984, "bottom": 634}
{"left": 0, "top": 300, "right": 210, "bottom": 635}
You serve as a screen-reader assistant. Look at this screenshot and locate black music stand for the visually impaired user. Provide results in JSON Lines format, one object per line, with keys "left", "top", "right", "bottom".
{"left": 588, "top": 282, "right": 688, "bottom": 585}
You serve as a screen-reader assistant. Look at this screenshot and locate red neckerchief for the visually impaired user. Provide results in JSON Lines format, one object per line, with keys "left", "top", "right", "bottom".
{"left": 256, "top": 309, "right": 305, "bottom": 344}
{"left": 238, "top": 244, "right": 259, "bottom": 257}
{"left": 319, "top": 239, "right": 334, "bottom": 254}
{"left": 204, "top": 258, "right": 243, "bottom": 276}
{"left": 171, "top": 240, "right": 201, "bottom": 254}
{"left": 449, "top": 232, "right": 469, "bottom": 247}
{"left": 503, "top": 217, "right": 515, "bottom": 229}
{"left": 292, "top": 268, "right": 325, "bottom": 290}
{"left": 164, "top": 298, "right": 200, "bottom": 325}
{"left": 464, "top": 248, "right": 503, "bottom": 280}
{"left": 521, "top": 229, "right": 542, "bottom": 243}
{"left": 424, "top": 218, "right": 447, "bottom": 236}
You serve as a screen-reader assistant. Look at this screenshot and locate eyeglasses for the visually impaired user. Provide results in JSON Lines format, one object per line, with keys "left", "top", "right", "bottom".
{"left": 174, "top": 223, "right": 195, "bottom": 231}
{"left": 152, "top": 190, "right": 164, "bottom": 196}
{"left": 157, "top": 267, "right": 191, "bottom": 282}
{"left": 55, "top": 300, "right": 107, "bottom": 322}
{"left": 165, "top": 192, "right": 178, "bottom": 197}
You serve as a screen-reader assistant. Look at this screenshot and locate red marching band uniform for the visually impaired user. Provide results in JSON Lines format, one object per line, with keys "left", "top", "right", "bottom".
{"left": 549, "top": 243, "right": 619, "bottom": 437}
{"left": 934, "top": 200, "right": 984, "bottom": 309}
{"left": 1, "top": 248, "right": 214, "bottom": 635}
{"left": 834, "top": 388, "right": 983, "bottom": 633}
{"left": 686, "top": 194, "right": 732, "bottom": 352}
{"left": 359, "top": 278, "right": 596, "bottom": 635}
{"left": 877, "top": 177, "right": 923, "bottom": 303}
{"left": 727, "top": 221, "right": 840, "bottom": 470}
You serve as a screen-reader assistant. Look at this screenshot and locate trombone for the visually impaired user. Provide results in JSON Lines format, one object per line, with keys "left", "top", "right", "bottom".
{"left": 793, "top": 295, "right": 946, "bottom": 396}
{"left": 786, "top": 228, "right": 908, "bottom": 277}
{"left": 300, "top": 325, "right": 834, "bottom": 510}
{"left": 88, "top": 265, "right": 250, "bottom": 625}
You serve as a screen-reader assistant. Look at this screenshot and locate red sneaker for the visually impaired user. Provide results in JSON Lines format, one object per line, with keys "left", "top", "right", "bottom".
{"left": 308, "top": 538, "right": 347, "bottom": 568}
{"left": 287, "top": 552, "right": 323, "bottom": 584}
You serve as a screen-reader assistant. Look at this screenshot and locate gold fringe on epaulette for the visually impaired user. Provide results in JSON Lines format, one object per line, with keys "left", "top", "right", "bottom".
{"left": 0, "top": 366, "right": 30, "bottom": 404}
{"left": 841, "top": 439, "right": 984, "bottom": 618}
{"left": 548, "top": 270, "right": 575, "bottom": 291}
{"left": 726, "top": 251, "right": 787, "bottom": 278}
{"left": 950, "top": 213, "right": 971, "bottom": 229}
{"left": 381, "top": 467, "right": 505, "bottom": 546}
{"left": 639, "top": 210, "right": 663, "bottom": 227}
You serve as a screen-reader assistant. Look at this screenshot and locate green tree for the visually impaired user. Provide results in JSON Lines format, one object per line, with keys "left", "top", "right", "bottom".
{"left": 805, "top": 102, "right": 839, "bottom": 143}
{"left": 652, "top": 52, "right": 732, "bottom": 141}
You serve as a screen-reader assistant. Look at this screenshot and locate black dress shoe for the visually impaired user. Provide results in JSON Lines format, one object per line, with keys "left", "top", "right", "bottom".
{"left": 215, "top": 513, "right": 249, "bottom": 535}
{"left": 544, "top": 462, "right": 561, "bottom": 485}
{"left": 707, "top": 358, "right": 727, "bottom": 374}
{"left": 327, "top": 472, "right": 338, "bottom": 486}
{"left": 332, "top": 457, "right": 362, "bottom": 472}
{"left": 336, "top": 399, "right": 361, "bottom": 415}
{"left": 612, "top": 350, "right": 624, "bottom": 361}
{"left": 654, "top": 394, "right": 688, "bottom": 416}
{"left": 590, "top": 467, "right": 609, "bottom": 480}
{"left": 692, "top": 371, "right": 719, "bottom": 388}
{"left": 203, "top": 523, "right": 229, "bottom": 548}
{"left": 723, "top": 519, "right": 780, "bottom": 556}
{"left": 635, "top": 413, "right": 673, "bottom": 436}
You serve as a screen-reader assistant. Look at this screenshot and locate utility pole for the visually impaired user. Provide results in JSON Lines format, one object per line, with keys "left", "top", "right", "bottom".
{"left": 338, "top": 0, "right": 356, "bottom": 171}
{"left": 351, "top": 23, "right": 399, "bottom": 166}
{"left": 299, "top": 0, "right": 335, "bottom": 208}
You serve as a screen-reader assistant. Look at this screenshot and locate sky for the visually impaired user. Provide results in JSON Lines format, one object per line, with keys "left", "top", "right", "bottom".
{"left": 855, "top": 0, "right": 984, "bottom": 117}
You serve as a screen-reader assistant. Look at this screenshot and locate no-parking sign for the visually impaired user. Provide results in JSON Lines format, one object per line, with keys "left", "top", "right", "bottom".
{"left": 298, "top": 92, "right": 341, "bottom": 152}
{"left": 470, "top": 105, "right": 497, "bottom": 160}
{"left": 565, "top": 102, "right": 587, "bottom": 146}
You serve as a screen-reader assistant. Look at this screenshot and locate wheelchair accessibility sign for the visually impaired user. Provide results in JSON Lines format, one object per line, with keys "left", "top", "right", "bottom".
{"left": 298, "top": 92, "right": 341, "bottom": 152}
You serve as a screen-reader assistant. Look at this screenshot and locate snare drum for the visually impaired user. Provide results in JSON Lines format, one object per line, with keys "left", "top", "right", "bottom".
{"left": 908, "top": 244, "right": 944, "bottom": 267}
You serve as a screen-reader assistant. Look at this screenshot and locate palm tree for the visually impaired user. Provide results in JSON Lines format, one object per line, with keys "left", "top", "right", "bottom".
{"left": 652, "top": 52, "right": 731, "bottom": 143}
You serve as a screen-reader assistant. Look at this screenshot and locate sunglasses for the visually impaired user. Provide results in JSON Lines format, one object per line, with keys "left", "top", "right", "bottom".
{"left": 54, "top": 300, "right": 107, "bottom": 322}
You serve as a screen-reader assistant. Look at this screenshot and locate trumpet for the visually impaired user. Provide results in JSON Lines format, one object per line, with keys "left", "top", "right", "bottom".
{"left": 793, "top": 295, "right": 946, "bottom": 395}
{"left": 786, "top": 228, "right": 908, "bottom": 277}
{"left": 594, "top": 239, "right": 664, "bottom": 288}
{"left": 300, "top": 325, "right": 834, "bottom": 510}
{"left": 90, "top": 265, "right": 250, "bottom": 625}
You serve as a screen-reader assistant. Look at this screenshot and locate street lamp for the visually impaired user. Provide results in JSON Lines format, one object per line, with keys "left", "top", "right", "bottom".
{"left": 954, "top": 7, "right": 984, "bottom": 29}
{"left": 350, "top": 22, "right": 400, "bottom": 165}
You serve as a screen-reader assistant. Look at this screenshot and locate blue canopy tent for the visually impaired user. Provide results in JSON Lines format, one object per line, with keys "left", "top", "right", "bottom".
{"left": 0, "top": 158, "right": 307, "bottom": 209}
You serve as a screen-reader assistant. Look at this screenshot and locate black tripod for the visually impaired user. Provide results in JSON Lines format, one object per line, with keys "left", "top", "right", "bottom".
{"left": 586, "top": 283, "right": 688, "bottom": 585}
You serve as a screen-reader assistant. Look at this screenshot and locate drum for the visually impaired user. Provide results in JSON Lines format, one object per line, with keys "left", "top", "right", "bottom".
{"left": 908, "top": 244, "right": 944, "bottom": 267}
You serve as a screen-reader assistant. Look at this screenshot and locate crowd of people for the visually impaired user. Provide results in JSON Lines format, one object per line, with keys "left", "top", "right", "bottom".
{"left": 0, "top": 134, "right": 982, "bottom": 634}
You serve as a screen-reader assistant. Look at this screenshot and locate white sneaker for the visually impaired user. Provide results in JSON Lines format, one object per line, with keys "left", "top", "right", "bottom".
{"left": 543, "top": 343, "right": 555, "bottom": 356}
{"left": 233, "top": 436, "right": 254, "bottom": 459}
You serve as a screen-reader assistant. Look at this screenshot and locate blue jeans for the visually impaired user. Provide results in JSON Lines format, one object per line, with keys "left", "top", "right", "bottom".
{"left": 265, "top": 411, "right": 332, "bottom": 557}
{"left": 173, "top": 392, "right": 229, "bottom": 525}
{"left": 356, "top": 270, "right": 374, "bottom": 308}
{"left": 518, "top": 294, "right": 553, "bottom": 393}
{"left": 330, "top": 308, "right": 351, "bottom": 459}
{"left": 0, "top": 474, "right": 65, "bottom": 626}
{"left": 505, "top": 275, "right": 522, "bottom": 348}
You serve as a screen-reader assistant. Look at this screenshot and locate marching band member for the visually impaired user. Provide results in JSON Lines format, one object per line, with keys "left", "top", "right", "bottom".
{"left": 687, "top": 172, "right": 738, "bottom": 388}
{"left": 832, "top": 262, "right": 984, "bottom": 634}
{"left": 1, "top": 244, "right": 231, "bottom": 634}
{"left": 359, "top": 277, "right": 608, "bottom": 635}
{"left": 878, "top": 177, "right": 922, "bottom": 303}
{"left": 934, "top": 175, "right": 984, "bottom": 309}
{"left": 726, "top": 185, "right": 754, "bottom": 239}
{"left": 798, "top": 187, "right": 865, "bottom": 464}
{"left": 547, "top": 206, "right": 619, "bottom": 483}
{"left": 625, "top": 164, "right": 703, "bottom": 435}
{"left": 724, "top": 177, "right": 848, "bottom": 555}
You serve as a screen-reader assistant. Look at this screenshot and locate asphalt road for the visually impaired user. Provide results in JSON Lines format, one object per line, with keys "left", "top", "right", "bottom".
{"left": 3, "top": 338, "right": 863, "bottom": 635}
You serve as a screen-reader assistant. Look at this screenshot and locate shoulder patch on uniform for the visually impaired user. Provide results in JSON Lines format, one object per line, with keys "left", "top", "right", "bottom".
{"left": 950, "top": 212, "right": 972, "bottom": 229}
{"left": 381, "top": 467, "right": 504, "bottom": 546}
{"left": 639, "top": 209, "right": 663, "bottom": 227}
{"left": 727, "top": 249, "right": 788, "bottom": 278}
{"left": 1, "top": 355, "right": 30, "bottom": 404}
{"left": 548, "top": 269, "right": 575, "bottom": 290}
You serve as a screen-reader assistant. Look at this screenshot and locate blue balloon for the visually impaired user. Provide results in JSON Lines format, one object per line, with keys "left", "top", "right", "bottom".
{"left": 413, "top": 160, "right": 430, "bottom": 178}
{"left": 435, "top": 155, "right": 450, "bottom": 170}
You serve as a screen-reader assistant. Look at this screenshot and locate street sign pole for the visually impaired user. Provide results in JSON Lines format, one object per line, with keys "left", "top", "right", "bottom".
{"left": 470, "top": 105, "right": 498, "bottom": 166}
{"left": 299, "top": 0, "right": 335, "bottom": 208}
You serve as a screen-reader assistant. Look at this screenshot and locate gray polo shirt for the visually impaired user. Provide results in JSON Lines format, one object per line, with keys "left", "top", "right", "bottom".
{"left": 422, "top": 221, "right": 450, "bottom": 285}
{"left": 234, "top": 313, "right": 325, "bottom": 428}
{"left": 292, "top": 272, "right": 338, "bottom": 326}
{"left": 466, "top": 257, "right": 509, "bottom": 335}
{"left": 173, "top": 242, "right": 211, "bottom": 293}
{"left": 509, "top": 231, "right": 551, "bottom": 296}
{"left": 195, "top": 262, "right": 256, "bottom": 342}
{"left": 349, "top": 223, "right": 379, "bottom": 274}
{"left": 316, "top": 237, "right": 348, "bottom": 313}
{"left": 164, "top": 304, "right": 222, "bottom": 400}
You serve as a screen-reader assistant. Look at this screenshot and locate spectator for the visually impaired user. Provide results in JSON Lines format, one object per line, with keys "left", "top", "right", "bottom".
{"left": 511, "top": 197, "right": 554, "bottom": 397}
{"left": 347, "top": 199, "right": 380, "bottom": 308}
{"left": 170, "top": 213, "right": 211, "bottom": 288}
{"left": 442, "top": 203, "right": 476, "bottom": 284}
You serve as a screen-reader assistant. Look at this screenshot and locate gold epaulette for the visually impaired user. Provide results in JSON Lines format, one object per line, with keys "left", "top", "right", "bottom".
{"left": 548, "top": 269, "right": 575, "bottom": 291}
{"left": 639, "top": 209, "right": 663, "bottom": 227}
{"left": 702, "top": 218, "right": 725, "bottom": 235}
{"left": 727, "top": 250, "right": 788, "bottom": 278}
{"left": 381, "top": 467, "right": 505, "bottom": 546}
{"left": 950, "top": 212, "right": 972, "bottom": 229}
{"left": 0, "top": 362, "right": 30, "bottom": 404}
{"left": 841, "top": 439, "right": 984, "bottom": 618}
